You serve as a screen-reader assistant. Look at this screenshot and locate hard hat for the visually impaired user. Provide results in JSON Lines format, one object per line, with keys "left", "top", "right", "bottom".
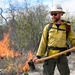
{"left": 50, "top": 4, "right": 65, "bottom": 14}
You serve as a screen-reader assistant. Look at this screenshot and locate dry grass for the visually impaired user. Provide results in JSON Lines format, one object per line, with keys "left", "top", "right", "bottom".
{"left": 0, "top": 54, "right": 27, "bottom": 75}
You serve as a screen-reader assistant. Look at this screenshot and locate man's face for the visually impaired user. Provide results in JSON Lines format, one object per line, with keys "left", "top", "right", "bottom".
{"left": 50, "top": 12, "right": 62, "bottom": 22}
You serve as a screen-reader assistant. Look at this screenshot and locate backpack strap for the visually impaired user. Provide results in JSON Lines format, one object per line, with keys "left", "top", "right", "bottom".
{"left": 66, "top": 21, "right": 71, "bottom": 38}
{"left": 46, "top": 23, "right": 52, "bottom": 40}
{"left": 66, "top": 21, "right": 71, "bottom": 48}
{"left": 65, "top": 21, "right": 71, "bottom": 56}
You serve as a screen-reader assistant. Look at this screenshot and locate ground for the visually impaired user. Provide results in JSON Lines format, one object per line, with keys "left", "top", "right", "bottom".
{"left": 0, "top": 53, "right": 75, "bottom": 75}
{"left": 26, "top": 53, "right": 75, "bottom": 75}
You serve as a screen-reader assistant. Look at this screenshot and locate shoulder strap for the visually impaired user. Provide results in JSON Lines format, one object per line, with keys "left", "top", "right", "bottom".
{"left": 66, "top": 21, "right": 71, "bottom": 39}
{"left": 47, "top": 23, "right": 52, "bottom": 40}
{"left": 66, "top": 21, "right": 72, "bottom": 49}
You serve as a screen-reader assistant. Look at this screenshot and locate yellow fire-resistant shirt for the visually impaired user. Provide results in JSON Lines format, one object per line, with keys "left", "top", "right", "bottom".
{"left": 36, "top": 21, "right": 75, "bottom": 57}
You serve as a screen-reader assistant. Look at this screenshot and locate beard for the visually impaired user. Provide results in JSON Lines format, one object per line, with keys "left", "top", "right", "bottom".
{"left": 52, "top": 18, "right": 60, "bottom": 22}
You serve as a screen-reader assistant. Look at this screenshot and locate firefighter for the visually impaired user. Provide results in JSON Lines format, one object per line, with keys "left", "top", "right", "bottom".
{"left": 33, "top": 4, "right": 75, "bottom": 75}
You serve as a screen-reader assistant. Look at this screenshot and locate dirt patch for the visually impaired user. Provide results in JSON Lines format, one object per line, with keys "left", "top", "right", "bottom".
{"left": 25, "top": 53, "right": 75, "bottom": 75}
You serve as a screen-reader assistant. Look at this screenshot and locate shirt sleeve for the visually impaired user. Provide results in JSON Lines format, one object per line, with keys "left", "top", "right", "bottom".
{"left": 68, "top": 26, "right": 75, "bottom": 46}
{"left": 36, "top": 24, "right": 49, "bottom": 57}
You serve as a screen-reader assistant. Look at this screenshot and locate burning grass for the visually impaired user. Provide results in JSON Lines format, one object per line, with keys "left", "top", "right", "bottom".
{"left": 0, "top": 33, "right": 35, "bottom": 74}
{"left": 0, "top": 33, "right": 75, "bottom": 75}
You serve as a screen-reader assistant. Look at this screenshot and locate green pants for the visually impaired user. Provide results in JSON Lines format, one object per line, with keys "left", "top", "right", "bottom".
{"left": 43, "top": 55, "right": 70, "bottom": 75}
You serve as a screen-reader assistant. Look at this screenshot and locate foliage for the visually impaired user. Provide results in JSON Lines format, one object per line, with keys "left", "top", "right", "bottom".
{"left": 0, "top": 1, "right": 75, "bottom": 52}
{"left": 0, "top": 25, "right": 4, "bottom": 40}
{"left": 7, "top": 3, "right": 49, "bottom": 51}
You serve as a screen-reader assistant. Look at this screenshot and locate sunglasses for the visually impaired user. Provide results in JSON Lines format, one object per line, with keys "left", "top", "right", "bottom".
{"left": 51, "top": 13, "right": 59, "bottom": 16}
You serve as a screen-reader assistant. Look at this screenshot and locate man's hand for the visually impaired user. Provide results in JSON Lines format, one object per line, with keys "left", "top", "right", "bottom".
{"left": 33, "top": 57, "right": 40, "bottom": 64}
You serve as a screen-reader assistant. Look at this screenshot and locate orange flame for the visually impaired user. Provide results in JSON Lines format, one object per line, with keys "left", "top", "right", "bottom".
{"left": 0, "top": 33, "right": 22, "bottom": 59}
{"left": 22, "top": 51, "right": 35, "bottom": 72}
{"left": 0, "top": 33, "right": 35, "bottom": 73}
{"left": 4, "top": 64, "right": 14, "bottom": 71}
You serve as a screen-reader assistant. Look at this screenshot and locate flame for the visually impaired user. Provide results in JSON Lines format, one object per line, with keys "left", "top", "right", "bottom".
{"left": 4, "top": 64, "right": 14, "bottom": 71}
{"left": 0, "top": 33, "right": 22, "bottom": 59}
{"left": 0, "top": 33, "right": 35, "bottom": 73}
{"left": 22, "top": 51, "right": 35, "bottom": 72}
